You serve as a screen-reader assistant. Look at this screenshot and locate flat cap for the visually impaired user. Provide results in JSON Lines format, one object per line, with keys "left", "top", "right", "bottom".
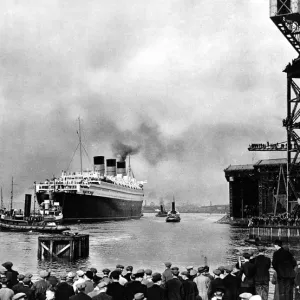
{"left": 190, "top": 269, "right": 197, "bottom": 276}
{"left": 76, "top": 282, "right": 86, "bottom": 289}
{"left": 24, "top": 273, "right": 33, "bottom": 278}
{"left": 67, "top": 272, "right": 76, "bottom": 278}
{"left": 213, "top": 269, "right": 221, "bottom": 276}
{"left": 171, "top": 267, "right": 179, "bottom": 271}
{"left": 186, "top": 266, "right": 194, "bottom": 271}
{"left": 102, "top": 268, "right": 111, "bottom": 274}
{"left": 116, "top": 264, "right": 124, "bottom": 269}
{"left": 171, "top": 269, "right": 179, "bottom": 276}
{"left": 152, "top": 273, "right": 162, "bottom": 282}
{"left": 198, "top": 266, "right": 206, "bottom": 273}
{"left": 2, "top": 262, "right": 13, "bottom": 268}
{"left": 97, "top": 281, "right": 108, "bottom": 288}
{"left": 249, "top": 296, "right": 262, "bottom": 300}
{"left": 17, "top": 274, "right": 25, "bottom": 280}
{"left": 164, "top": 262, "right": 172, "bottom": 267}
{"left": 85, "top": 271, "right": 93, "bottom": 279}
{"left": 39, "top": 270, "right": 50, "bottom": 278}
{"left": 110, "top": 270, "right": 120, "bottom": 279}
{"left": 48, "top": 276, "right": 58, "bottom": 286}
{"left": 218, "top": 266, "right": 225, "bottom": 271}
{"left": 243, "top": 253, "right": 251, "bottom": 259}
{"left": 181, "top": 271, "right": 189, "bottom": 276}
{"left": 214, "top": 291, "right": 224, "bottom": 299}
{"left": 89, "top": 268, "right": 97, "bottom": 273}
{"left": 240, "top": 293, "right": 252, "bottom": 300}
{"left": 23, "top": 278, "right": 31, "bottom": 284}
{"left": 224, "top": 265, "right": 233, "bottom": 272}
{"left": 76, "top": 270, "right": 85, "bottom": 277}
{"left": 126, "top": 266, "right": 133, "bottom": 271}
{"left": 12, "top": 293, "right": 27, "bottom": 300}
{"left": 145, "top": 269, "right": 152, "bottom": 275}
{"left": 134, "top": 293, "right": 144, "bottom": 300}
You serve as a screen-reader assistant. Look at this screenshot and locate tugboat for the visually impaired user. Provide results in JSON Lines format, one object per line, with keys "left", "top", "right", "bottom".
{"left": 166, "top": 197, "right": 181, "bottom": 223}
{"left": 156, "top": 204, "right": 168, "bottom": 217}
{"left": 0, "top": 193, "right": 70, "bottom": 233}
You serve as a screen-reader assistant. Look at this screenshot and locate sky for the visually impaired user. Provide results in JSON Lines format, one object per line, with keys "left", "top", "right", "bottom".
{"left": 0, "top": 0, "right": 298, "bottom": 208}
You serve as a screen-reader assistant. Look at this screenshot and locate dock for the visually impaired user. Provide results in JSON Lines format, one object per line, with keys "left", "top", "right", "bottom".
{"left": 38, "top": 234, "right": 89, "bottom": 260}
{"left": 249, "top": 226, "right": 300, "bottom": 242}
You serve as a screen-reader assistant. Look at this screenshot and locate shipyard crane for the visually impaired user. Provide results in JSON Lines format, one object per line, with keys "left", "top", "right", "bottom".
{"left": 248, "top": 0, "right": 300, "bottom": 213}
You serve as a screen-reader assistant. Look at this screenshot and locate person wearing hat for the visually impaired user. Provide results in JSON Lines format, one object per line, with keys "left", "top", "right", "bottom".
{"left": 222, "top": 266, "right": 240, "bottom": 300}
{"left": 239, "top": 253, "right": 256, "bottom": 294}
{"left": 194, "top": 267, "right": 211, "bottom": 300}
{"left": 70, "top": 283, "right": 91, "bottom": 300}
{"left": 31, "top": 271, "right": 50, "bottom": 300}
{"left": 217, "top": 267, "right": 225, "bottom": 280}
{"left": 24, "top": 274, "right": 33, "bottom": 288}
{"left": 147, "top": 273, "right": 164, "bottom": 300}
{"left": 12, "top": 274, "right": 25, "bottom": 294}
{"left": 55, "top": 274, "right": 74, "bottom": 300}
{"left": 106, "top": 270, "right": 125, "bottom": 300}
{"left": 124, "top": 269, "right": 147, "bottom": 300}
{"left": 207, "top": 270, "right": 225, "bottom": 300}
{"left": 12, "top": 293, "right": 27, "bottom": 300}
{"left": 124, "top": 266, "right": 133, "bottom": 283}
{"left": 73, "top": 270, "right": 86, "bottom": 294}
{"left": 239, "top": 292, "right": 253, "bottom": 300}
{"left": 164, "top": 268, "right": 185, "bottom": 300}
{"left": 2, "top": 261, "right": 19, "bottom": 289}
{"left": 89, "top": 281, "right": 111, "bottom": 300}
{"left": 66, "top": 272, "right": 76, "bottom": 286}
{"left": 162, "top": 262, "right": 173, "bottom": 285}
{"left": 189, "top": 270, "right": 198, "bottom": 281}
{"left": 16, "top": 277, "right": 35, "bottom": 300}
{"left": 115, "top": 266, "right": 127, "bottom": 287}
{"left": 272, "top": 239, "right": 296, "bottom": 300}
{"left": 211, "top": 288, "right": 225, "bottom": 300}
{"left": 101, "top": 269, "right": 111, "bottom": 285}
{"left": 181, "top": 270, "right": 199, "bottom": 300}
{"left": 0, "top": 277, "right": 14, "bottom": 300}
{"left": 84, "top": 271, "right": 94, "bottom": 294}
{"left": 252, "top": 247, "right": 271, "bottom": 300}
{"left": 141, "top": 269, "right": 152, "bottom": 287}
{"left": 202, "top": 266, "right": 214, "bottom": 281}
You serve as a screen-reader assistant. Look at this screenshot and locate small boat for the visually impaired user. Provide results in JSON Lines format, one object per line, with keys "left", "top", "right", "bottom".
{"left": 166, "top": 197, "right": 181, "bottom": 223}
{"left": 0, "top": 193, "right": 70, "bottom": 233}
{"left": 156, "top": 204, "right": 168, "bottom": 217}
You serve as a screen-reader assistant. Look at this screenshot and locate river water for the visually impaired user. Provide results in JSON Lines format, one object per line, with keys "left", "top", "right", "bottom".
{"left": 1, "top": 213, "right": 300, "bottom": 287}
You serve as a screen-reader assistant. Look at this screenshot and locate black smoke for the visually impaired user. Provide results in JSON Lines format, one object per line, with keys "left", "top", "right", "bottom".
{"left": 111, "top": 141, "right": 141, "bottom": 161}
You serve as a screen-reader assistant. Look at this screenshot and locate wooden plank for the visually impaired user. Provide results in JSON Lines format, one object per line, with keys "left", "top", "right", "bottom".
{"left": 56, "top": 244, "right": 70, "bottom": 256}
{"left": 41, "top": 242, "right": 50, "bottom": 252}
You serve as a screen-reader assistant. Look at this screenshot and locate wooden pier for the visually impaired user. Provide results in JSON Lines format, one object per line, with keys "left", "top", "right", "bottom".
{"left": 38, "top": 234, "right": 89, "bottom": 260}
{"left": 249, "top": 226, "right": 300, "bottom": 242}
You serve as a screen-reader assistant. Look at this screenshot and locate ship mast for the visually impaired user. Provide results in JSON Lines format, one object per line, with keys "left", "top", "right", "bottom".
{"left": 10, "top": 177, "right": 13, "bottom": 211}
{"left": 1, "top": 187, "right": 3, "bottom": 209}
{"left": 78, "top": 117, "right": 83, "bottom": 174}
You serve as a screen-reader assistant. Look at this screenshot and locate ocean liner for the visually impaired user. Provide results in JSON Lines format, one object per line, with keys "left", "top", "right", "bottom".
{"left": 35, "top": 156, "right": 145, "bottom": 223}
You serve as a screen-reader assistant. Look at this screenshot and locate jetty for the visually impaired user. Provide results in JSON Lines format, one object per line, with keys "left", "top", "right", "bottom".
{"left": 38, "top": 233, "right": 89, "bottom": 260}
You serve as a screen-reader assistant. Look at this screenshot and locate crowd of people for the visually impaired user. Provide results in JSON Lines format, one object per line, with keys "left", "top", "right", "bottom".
{"left": 249, "top": 213, "right": 300, "bottom": 227}
{"left": 0, "top": 239, "right": 299, "bottom": 300}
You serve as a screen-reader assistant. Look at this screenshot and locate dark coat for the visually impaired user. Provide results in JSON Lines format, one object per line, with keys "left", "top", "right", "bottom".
{"left": 182, "top": 280, "right": 198, "bottom": 300}
{"left": 253, "top": 254, "right": 271, "bottom": 283}
{"left": 147, "top": 284, "right": 165, "bottom": 300}
{"left": 16, "top": 285, "right": 35, "bottom": 300}
{"left": 70, "top": 291, "right": 93, "bottom": 300}
{"left": 5, "top": 269, "right": 19, "bottom": 289}
{"left": 123, "top": 274, "right": 132, "bottom": 283}
{"left": 222, "top": 274, "right": 240, "bottom": 300}
{"left": 92, "top": 292, "right": 112, "bottom": 300}
{"left": 272, "top": 247, "right": 297, "bottom": 279}
{"left": 124, "top": 280, "right": 147, "bottom": 300}
{"left": 165, "top": 277, "right": 185, "bottom": 300}
{"left": 106, "top": 282, "right": 125, "bottom": 300}
{"left": 12, "top": 282, "right": 24, "bottom": 294}
{"left": 239, "top": 262, "right": 256, "bottom": 287}
{"left": 32, "top": 279, "right": 50, "bottom": 300}
{"left": 207, "top": 278, "right": 225, "bottom": 300}
{"left": 55, "top": 282, "right": 75, "bottom": 300}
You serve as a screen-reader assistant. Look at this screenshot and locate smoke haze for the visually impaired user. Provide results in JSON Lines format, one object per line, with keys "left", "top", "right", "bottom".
{"left": 0, "top": 0, "right": 294, "bottom": 207}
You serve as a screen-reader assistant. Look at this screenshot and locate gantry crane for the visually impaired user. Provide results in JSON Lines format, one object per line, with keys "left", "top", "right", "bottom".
{"left": 248, "top": 1, "right": 300, "bottom": 213}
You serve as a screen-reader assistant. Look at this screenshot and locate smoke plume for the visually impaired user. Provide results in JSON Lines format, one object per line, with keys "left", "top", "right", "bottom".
{"left": 112, "top": 141, "right": 141, "bottom": 161}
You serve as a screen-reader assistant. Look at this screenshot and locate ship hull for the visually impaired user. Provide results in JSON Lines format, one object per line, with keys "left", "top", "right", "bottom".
{"left": 36, "top": 192, "right": 143, "bottom": 223}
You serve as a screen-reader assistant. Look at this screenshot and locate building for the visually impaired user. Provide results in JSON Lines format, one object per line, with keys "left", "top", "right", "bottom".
{"left": 224, "top": 158, "right": 300, "bottom": 219}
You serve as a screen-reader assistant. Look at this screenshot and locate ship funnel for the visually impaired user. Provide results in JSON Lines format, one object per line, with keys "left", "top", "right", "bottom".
{"left": 117, "top": 161, "right": 126, "bottom": 176}
{"left": 94, "top": 156, "right": 105, "bottom": 176}
{"left": 24, "top": 194, "right": 32, "bottom": 218}
{"left": 171, "top": 201, "right": 176, "bottom": 212}
{"left": 106, "top": 159, "right": 116, "bottom": 176}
